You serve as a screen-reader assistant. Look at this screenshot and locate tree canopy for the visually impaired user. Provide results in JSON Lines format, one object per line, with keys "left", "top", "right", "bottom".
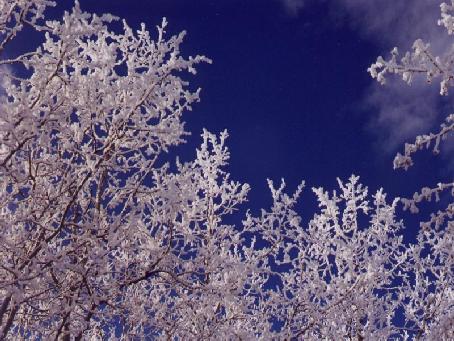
{"left": 0, "top": 1, "right": 452, "bottom": 339}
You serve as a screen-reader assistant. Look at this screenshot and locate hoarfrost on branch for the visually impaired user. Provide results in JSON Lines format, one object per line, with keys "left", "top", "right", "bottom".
{"left": 0, "top": 0, "right": 452, "bottom": 339}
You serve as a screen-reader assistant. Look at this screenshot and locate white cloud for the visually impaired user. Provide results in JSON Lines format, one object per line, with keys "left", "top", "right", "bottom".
{"left": 279, "top": 0, "right": 450, "bottom": 151}
{"left": 364, "top": 78, "right": 441, "bottom": 153}
{"left": 330, "top": 0, "right": 445, "bottom": 50}
{"left": 334, "top": 0, "right": 450, "bottom": 151}
{"left": 280, "top": 0, "right": 305, "bottom": 16}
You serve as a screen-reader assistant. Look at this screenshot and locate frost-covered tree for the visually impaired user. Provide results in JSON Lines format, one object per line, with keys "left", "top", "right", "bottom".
{"left": 369, "top": 1, "right": 454, "bottom": 339}
{"left": 0, "top": 1, "right": 452, "bottom": 340}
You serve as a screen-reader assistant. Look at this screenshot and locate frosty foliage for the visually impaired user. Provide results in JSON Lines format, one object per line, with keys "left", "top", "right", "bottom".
{"left": 369, "top": 3, "right": 453, "bottom": 224}
{"left": 0, "top": 1, "right": 452, "bottom": 340}
{"left": 368, "top": 3, "right": 454, "bottom": 339}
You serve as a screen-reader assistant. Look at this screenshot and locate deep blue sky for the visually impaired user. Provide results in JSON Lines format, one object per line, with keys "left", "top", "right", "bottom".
{"left": 39, "top": 0, "right": 449, "bottom": 235}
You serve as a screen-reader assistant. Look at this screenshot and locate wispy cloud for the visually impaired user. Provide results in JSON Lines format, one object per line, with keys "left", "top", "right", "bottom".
{"left": 329, "top": 0, "right": 442, "bottom": 47}
{"left": 364, "top": 79, "right": 441, "bottom": 153}
{"left": 280, "top": 0, "right": 451, "bottom": 151}
{"left": 279, "top": 0, "right": 442, "bottom": 46}
{"left": 333, "top": 0, "right": 450, "bottom": 153}
{"left": 280, "top": 0, "right": 305, "bottom": 16}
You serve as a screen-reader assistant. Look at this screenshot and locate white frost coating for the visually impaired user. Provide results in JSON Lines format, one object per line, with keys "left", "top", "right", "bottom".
{"left": 369, "top": 4, "right": 453, "bottom": 340}
{"left": 439, "top": 0, "right": 454, "bottom": 34}
{"left": 369, "top": 1, "right": 453, "bottom": 228}
{"left": 0, "top": 1, "right": 452, "bottom": 340}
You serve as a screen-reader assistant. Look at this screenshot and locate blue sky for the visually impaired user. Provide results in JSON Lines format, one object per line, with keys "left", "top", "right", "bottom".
{"left": 39, "top": 0, "right": 451, "bottom": 237}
